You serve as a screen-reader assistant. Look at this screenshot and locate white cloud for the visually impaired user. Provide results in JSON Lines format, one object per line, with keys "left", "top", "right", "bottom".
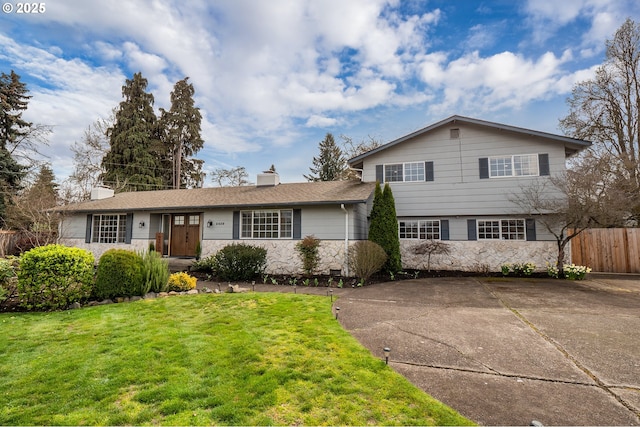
{"left": 418, "top": 49, "right": 579, "bottom": 113}
{"left": 305, "top": 115, "right": 339, "bottom": 128}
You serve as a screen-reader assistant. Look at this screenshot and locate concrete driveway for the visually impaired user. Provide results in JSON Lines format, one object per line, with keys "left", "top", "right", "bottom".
{"left": 335, "top": 275, "right": 640, "bottom": 426}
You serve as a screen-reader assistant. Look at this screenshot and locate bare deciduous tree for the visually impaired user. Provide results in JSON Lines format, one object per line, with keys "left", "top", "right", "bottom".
{"left": 63, "top": 115, "right": 112, "bottom": 202}
{"left": 412, "top": 240, "right": 451, "bottom": 272}
{"left": 210, "top": 166, "right": 252, "bottom": 187}
{"left": 560, "top": 18, "right": 640, "bottom": 222}
{"left": 511, "top": 153, "right": 628, "bottom": 277}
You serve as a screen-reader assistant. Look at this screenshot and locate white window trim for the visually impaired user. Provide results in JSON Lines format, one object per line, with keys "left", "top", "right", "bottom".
{"left": 91, "top": 213, "right": 127, "bottom": 244}
{"left": 477, "top": 218, "right": 526, "bottom": 241}
{"left": 398, "top": 219, "right": 441, "bottom": 240}
{"left": 384, "top": 161, "right": 426, "bottom": 182}
{"left": 489, "top": 154, "right": 539, "bottom": 178}
{"left": 240, "top": 209, "right": 293, "bottom": 239}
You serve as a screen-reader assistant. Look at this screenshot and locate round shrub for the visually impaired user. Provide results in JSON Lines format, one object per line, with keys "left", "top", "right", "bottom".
{"left": 17, "top": 244, "right": 95, "bottom": 311}
{"left": 94, "top": 249, "right": 144, "bottom": 300}
{"left": 167, "top": 272, "right": 197, "bottom": 292}
{"left": 212, "top": 243, "right": 267, "bottom": 281}
{"left": 349, "top": 240, "right": 387, "bottom": 283}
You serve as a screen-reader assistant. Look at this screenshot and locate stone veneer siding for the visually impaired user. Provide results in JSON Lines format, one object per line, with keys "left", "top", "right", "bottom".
{"left": 62, "top": 238, "right": 560, "bottom": 275}
{"left": 400, "top": 240, "right": 559, "bottom": 272}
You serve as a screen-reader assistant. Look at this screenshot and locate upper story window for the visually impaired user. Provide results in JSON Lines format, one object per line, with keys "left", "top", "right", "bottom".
{"left": 385, "top": 162, "right": 425, "bottom": 182}
{"left": 92, "top": 214, "right": 127, "bottom": 243}
{"left": 489, "top": 154, "right": 539, "bottom": 178}
{"left": 241, "top": 209, "right": 292, "bottom": 239}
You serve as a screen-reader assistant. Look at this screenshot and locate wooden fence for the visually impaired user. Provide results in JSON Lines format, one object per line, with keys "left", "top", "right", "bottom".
{"left": 571, "top": 228, "right": 640, "bottom": 273}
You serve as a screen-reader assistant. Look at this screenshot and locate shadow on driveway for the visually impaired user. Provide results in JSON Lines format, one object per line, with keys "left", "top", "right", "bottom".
{"left": 336, "top": 276, "right": 640, "bottom": 426}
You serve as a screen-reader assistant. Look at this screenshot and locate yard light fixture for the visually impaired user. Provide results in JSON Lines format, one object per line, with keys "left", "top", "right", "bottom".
{"left": 383, "top": 347, "right": 391, "bottom": 365}
{"left": 335, "top": 306, "right": 340, "bottom": 320}
{"left": 329, "top": 289, "right": 333, "bottom": 302}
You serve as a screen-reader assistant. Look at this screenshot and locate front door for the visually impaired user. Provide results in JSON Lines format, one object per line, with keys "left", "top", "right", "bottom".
{"left": 170, "top": 214, "right": 200, "bottom": 257}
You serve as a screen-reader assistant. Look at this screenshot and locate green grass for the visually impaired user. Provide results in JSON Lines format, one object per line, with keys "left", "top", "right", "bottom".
{"left": 0, "top": 293, "right": 473, "bottom": 426}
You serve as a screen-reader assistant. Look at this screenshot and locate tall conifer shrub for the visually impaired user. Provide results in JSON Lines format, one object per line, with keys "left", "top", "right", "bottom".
{"left": 368, "top": 182, "right": 402, "bottom": 273}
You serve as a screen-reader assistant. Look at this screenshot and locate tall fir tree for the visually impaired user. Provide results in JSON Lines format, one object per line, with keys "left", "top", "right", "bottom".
{"left": 0, "top": 70, "right": 30, "bottom": 224}
{"left": 159, "top": 77, "right": 204, "bottom": 189}
{"left": 368, "top": 182, "right": 402, "bottom": 273}
{"left": 6, "top": 164, "right": 58, "bottom": 230}
{"left": 101, "top": 72, "right": 165, "bottom": 191}
{"left": 304, "top": 133, "right": 347, "bottom": 181}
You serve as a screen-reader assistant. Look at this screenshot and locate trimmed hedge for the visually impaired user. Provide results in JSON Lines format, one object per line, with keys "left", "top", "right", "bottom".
{"left": 94, "top": 249, "right": 144, "bottom": 300}
{"left": 17, "top": 245, "right": 95, "bottom": 311}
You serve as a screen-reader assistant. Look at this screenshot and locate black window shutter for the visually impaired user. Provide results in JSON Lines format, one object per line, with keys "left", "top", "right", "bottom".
{"left": 85, "top": 214, "right": 93, "bottom": 243}
{"left": 440, "top": 219, "right": 449, "bottom": 240}
{"left": 232, "top": 211, "right": 240, "bottom": 239}
{"left": 293, "top": 209, "right": 302, "bottom": 239}
{"left": 125, "top": 213, "right": 133, "bottom": 244}
{"left": 467, "top": 219, "right": 477, "bottom": 240}
{"left": 425, "top": 161, "right": 434, "bottom": 182}
{"left": 538, "top": 153, "right": 550, "bottom": 176}
{"left": 526, "top": 218, "right": 537, "bottom": 241}
{"left": 375, "top": 165, "right": 384, "bottom": 183}
{"left": 479, "top": 158, "right": 489, "bottom": 179}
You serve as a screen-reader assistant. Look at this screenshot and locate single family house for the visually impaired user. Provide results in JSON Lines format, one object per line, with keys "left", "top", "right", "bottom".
{"left": 57, "top": 173, "right": 375, "bottom": 275}
{"left": 348, "top": 115, "right": 591, "bottom": 271}
{"left": 58, "top": 115, "right": 590, "bottom": 275}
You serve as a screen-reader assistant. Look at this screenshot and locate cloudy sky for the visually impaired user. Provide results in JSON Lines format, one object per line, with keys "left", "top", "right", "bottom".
{"left": 1, "top": 0, "right": 639, "bottom": 186}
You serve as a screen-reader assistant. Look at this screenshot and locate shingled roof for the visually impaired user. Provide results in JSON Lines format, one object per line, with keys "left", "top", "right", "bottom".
{"left": 58, "top": 180, "right": 376, "bottom": 213}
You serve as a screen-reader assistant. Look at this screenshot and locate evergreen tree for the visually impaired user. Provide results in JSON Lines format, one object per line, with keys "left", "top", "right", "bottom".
{"left": 304, "top": 133, "right": 347, "bottom": 181}
{"left": 368, "top": 182, "right": 402, "bottom": 273}
{"left": 0, "top": 70, "right": 30, "bottom": 223}
{"left": 6, "top": 164, "right": 58, "bottom": 231}
{"left": 102, "top": 72, "right": 165, "bottom": 191}
{"left": 159, "top": 77, "right": 204, "bottom": 189}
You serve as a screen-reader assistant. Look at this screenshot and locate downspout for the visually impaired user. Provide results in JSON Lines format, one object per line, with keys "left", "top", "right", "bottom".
{"left": 341, "top": 204, "right": 349, "bottom": 277}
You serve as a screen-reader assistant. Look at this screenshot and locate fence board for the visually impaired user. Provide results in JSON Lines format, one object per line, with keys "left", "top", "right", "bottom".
{"left": 571, "top": 228, "right": 640, "bottom": 273}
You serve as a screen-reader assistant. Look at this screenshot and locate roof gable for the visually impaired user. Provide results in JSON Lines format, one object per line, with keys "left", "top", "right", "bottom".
{"left": 348, "top": 115, "right": 591, "bottom": 165}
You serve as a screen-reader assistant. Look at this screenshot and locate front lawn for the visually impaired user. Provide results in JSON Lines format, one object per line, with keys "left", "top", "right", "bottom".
{"left": 0, "top": 293, "right": 473, "bottom": 426}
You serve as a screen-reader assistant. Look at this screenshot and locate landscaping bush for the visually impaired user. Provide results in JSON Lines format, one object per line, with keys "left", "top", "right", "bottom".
{"left": 295, "top": 235, "right": 321, "bottom": 275}
{"left": 0, "top": 257, "right": 18, "bottom": 309}
{"left": 349, "top": 240, "right": 387, "bottom": 283}
{"left": 190, "top": 254, "right": 215, "bottom": 273}
{"left": 167, "top": 272, "right": 197, "bottom": 292}
{"left": 212, "top": 243, "right": 267, "bottom": 281}
{"left": 16, "top": 244, "right": 95, "bottom": 311}
{"left": 94, "top": 249, "right": 144, "bottom": 300}
{"left": 141, "top": 250, "right": 169, "bottom": 293}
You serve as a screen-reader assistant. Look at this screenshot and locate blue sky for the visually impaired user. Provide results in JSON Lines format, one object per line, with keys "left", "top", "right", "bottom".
{"left": 1, "top": 0, "right": 639, "bottom": 186}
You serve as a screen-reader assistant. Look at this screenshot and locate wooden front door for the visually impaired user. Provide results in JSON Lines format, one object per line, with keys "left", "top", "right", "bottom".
{"left": 170, "top": 214, "right": 200, "bottom": 257}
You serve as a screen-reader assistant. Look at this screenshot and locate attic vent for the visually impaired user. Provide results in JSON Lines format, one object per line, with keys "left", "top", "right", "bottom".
{"left": 450, "top": 128, "right": 460, "bottom": 139}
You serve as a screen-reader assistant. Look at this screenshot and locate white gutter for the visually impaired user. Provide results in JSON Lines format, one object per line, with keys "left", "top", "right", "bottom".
{"left": 341, "top": 203, "right": 349, "bottom": 276}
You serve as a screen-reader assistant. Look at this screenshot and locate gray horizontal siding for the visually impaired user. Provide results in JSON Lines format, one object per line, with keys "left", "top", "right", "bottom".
{"left": 363, "top": 123, "right": 568, "bottom": 216}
